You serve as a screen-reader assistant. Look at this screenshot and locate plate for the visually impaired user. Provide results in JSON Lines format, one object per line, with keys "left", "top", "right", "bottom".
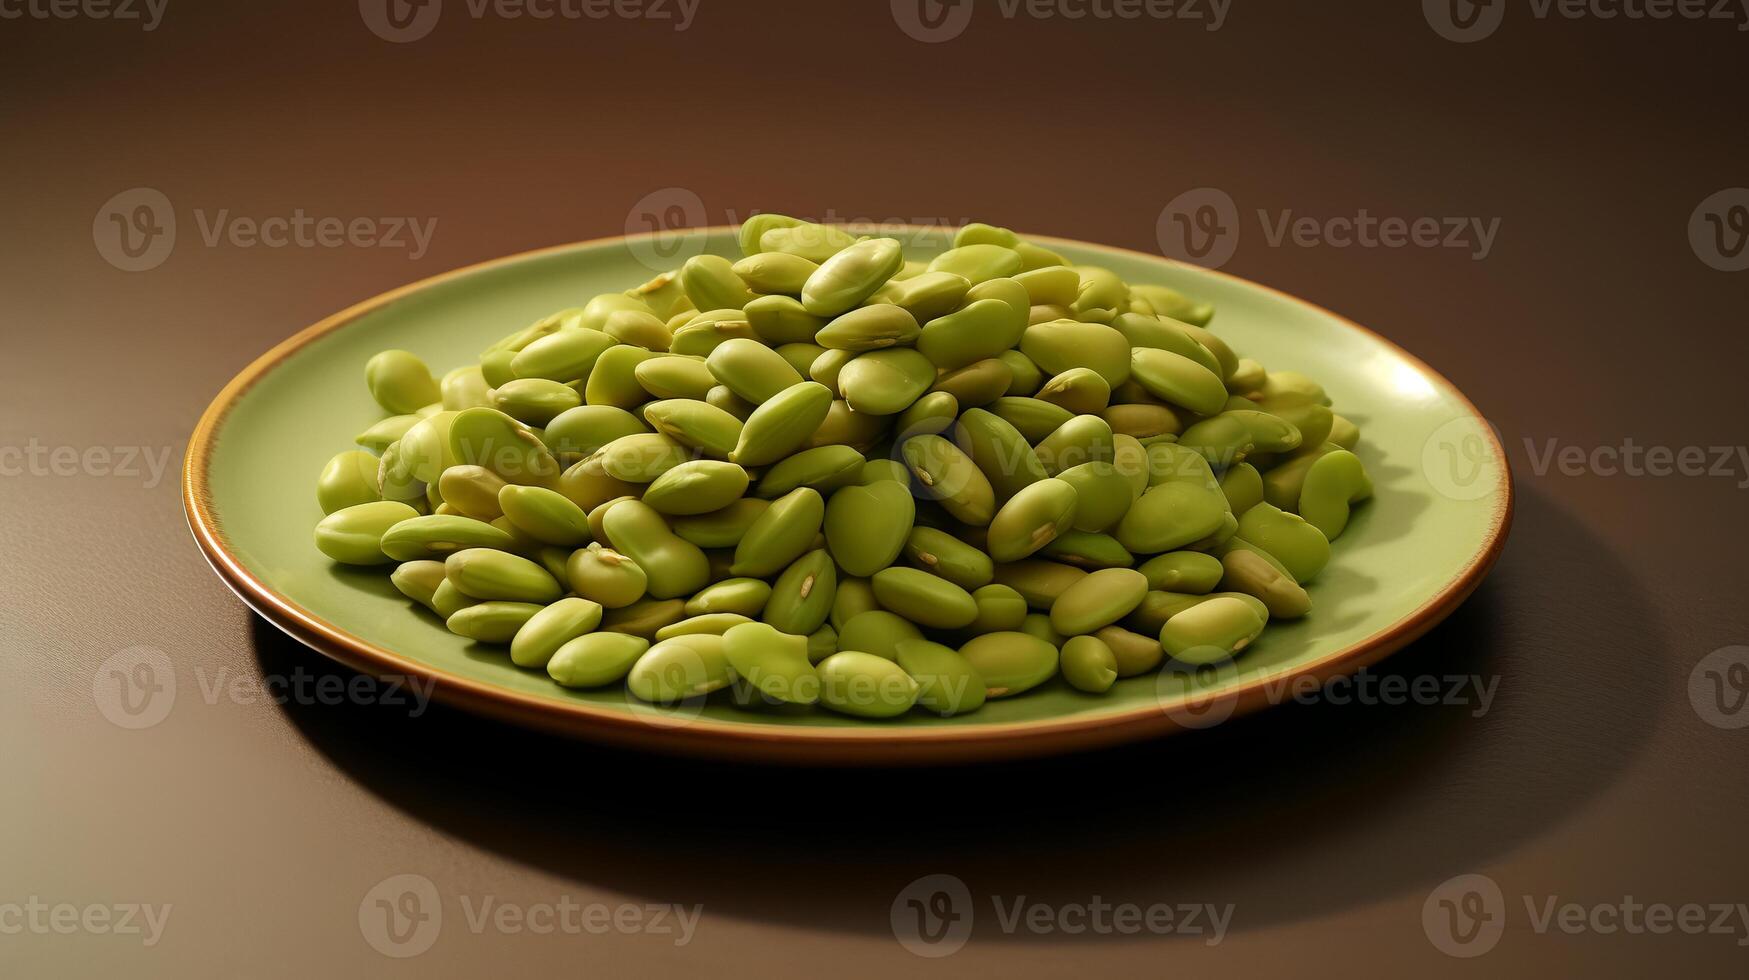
{"left": 184, "top": 227, "right": 1512, "bottom": 764}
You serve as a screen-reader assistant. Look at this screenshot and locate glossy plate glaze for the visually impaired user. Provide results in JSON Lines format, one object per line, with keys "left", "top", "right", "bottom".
{"left": 184, "top": 227, "right": 1512, "bottom": 764}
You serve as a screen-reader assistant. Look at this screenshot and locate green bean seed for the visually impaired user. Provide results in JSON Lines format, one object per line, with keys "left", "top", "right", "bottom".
{"left": 960, "top": 632, "right": 1058, "bottom": 698}
{"left": 1060, "top": 635, "right": 1118, "bottom": 693}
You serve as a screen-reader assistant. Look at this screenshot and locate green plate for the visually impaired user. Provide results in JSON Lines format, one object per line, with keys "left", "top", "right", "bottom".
{"left": 184, "top": 227, "right": 1512, "bottom": 764}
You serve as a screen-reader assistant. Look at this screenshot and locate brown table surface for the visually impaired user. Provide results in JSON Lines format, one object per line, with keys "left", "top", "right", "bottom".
{"left": 5, "top": 2, "right": 1748, "bottom": 976}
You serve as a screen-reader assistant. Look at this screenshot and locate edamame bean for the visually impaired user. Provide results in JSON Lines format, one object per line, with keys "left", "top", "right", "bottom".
{"left": 366, "top": 350, "right": 441, "bottom": 415}
{"left": 894, "top": 639, "right": 986, "bottom": 716}
{"left": 1060, "top": 635, "right": 1118, "bottom": 693}
{"left": 1297, "top": 449, "right": 1372, "bottom": 539}
{"left": 315, "top": 501, "right": 421, "bottom": 565}
{"left": 1021, "top": 319, "right": 1131, "bottom": 388}
{"left": 816, "top": 651, "right": 919, "bottom": 718}
{"left": 548, "top": 633, "right": 649, "bottom": 688}
{"left": 761, "top": 222, "right": 857, "bottom": 263}
{"left": 1115, "top": 482, "right": 1231, "bottom": 556}
{"left": 499, "top": 484, "right": 592, "bottom": 546}
{"left": 904, "top": 526, "right": 995, "bottom": 592}
{"left": 602, "top": 499, "right": 710, "bottom": 599}
{"left": 871, "top": 566, "right": 979, "bottom": 630}
{"left": 968, "top": 583, "right": 1029, "bottom": 634}
{"left": 802, "top": 238, "right": 904, "bottom": 316}
{"left": 390, "top": 560, "right": 448, "bottom": 612}
{"left": 1220, "top": 549, "right": 1311, "bottom": 620}
{"left": 1040, "top": 530, "right": 1133, "bottom": 570}
{"left": 1129, "top": 348, "right": 1226, "bottom": 416}
{"left": 838, "top": 348, "right": 936, "bottom": 416}
{"left": 510, "top": 596, "right": 604, "bottom": 668}
{"left": 917, "top": 299, "right": 1027, "bottom": 371}
{"left": 685, "top": 578, "right": 771, "bottom": 617}
{"left": 601, "top": 597, "right": 687, "bottom": 639}
{"left": 445, "top": 548, "right": 564, "bottom": 603}
{"left": 928, "top": 244, "right": 1023, "bottom": 284}
{"left": 1094, "top": 625, "right": 1164, "bottom": 677}
{"left": 565, "top": 546, "right": 648, "bottom": 608}
{"left": 959, "top": 632, "right": 1058, "bottom": 698}
{"left": 669, "top": 498, "right": 768, "bottom": 549}
{"left": 723, "top": 621, "right": 820, "bottom": 705}
{"left": 448, "top": 601, "right": 545, "bottom": 644}
{"left": 1049, "top": 567, "right": 1149, "bottom": 636}
{"left": 731, "top": 381, "right": 833, "bottom": 465}
{"left": 656, "top": 613, "right": 754, "bottom": 640}
{"left": 902, "top": 434, "right": 995, "bottom": 526}
{"left": 756, "top": 445, "right": 864, "bottom": 498}
{"left": 641, "top": 398, "right": 740, "bottom": 459}
{"left": 732, "top": 251, "right": 818, "bottom": 295}
{"left": 835, "top": 610, "right": 920, "bottom": 662}
{"left": 1235, "top": 503, "right": 1330, "bottom": 583}
{"left": 494, "top": 378, "right": 581, "bottom": 426}
{"left": 318, "top": 451, "right": 384, "bottom": 514}
{"left": 1138, "top": 551, "right": 1224, "bottom": 594}
{"left": 381, "top": 514, "right": 518, "bottom": 561}
{"left": 986, "top": 478, "right": 1078, "bottom": 562}
{"left": 680, "top": 253, "right": 757, "bottom": 312}
{"left": 763, "top": 549, "right": 837, "bottom": 635}
{"left": 543, "top": 406, "right": 647, "bottom": 461}
{"left": 641, "top": 460, "right": 750, "bottom": 516}
{"left": 627, "top": 635, "right": 734, "bottom": 703}
{"left": 1158, "top": 596, "right": 1264, "bottom": 666}
{"left": 732, "top": 487, "right": 823, "bottom": 577}
{"left": 824, "top": 479, "right": 915, "bottom": 576}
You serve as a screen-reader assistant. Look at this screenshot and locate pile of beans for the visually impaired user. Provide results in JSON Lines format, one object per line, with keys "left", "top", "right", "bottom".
{"left": 313, "top": 217, "right": 1373, "bottom": 718}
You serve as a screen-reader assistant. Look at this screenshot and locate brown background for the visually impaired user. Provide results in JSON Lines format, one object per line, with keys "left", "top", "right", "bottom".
{"left": 4, "top": 0, "right": 1748, "bottom": 976}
